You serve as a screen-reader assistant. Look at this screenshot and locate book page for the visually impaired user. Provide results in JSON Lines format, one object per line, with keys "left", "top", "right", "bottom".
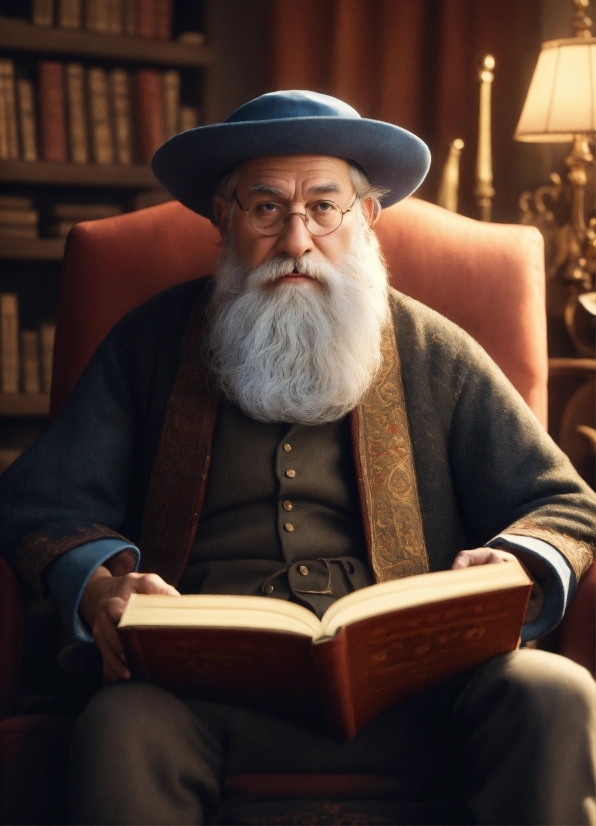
{"left": 119, "top": 593, "right": 323, "bottom": 638}
{"left": 320, "top": 561, "right": 531, "bottom": 637}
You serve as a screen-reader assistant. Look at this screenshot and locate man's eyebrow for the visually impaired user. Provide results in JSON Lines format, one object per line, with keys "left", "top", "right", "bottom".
{"left": 246, "top": 182, "right": 343, "bottom": 198}
{"left": 306, "top": 183, "right": 342, "bottom": 196}
{"left": 247, "top": 184, "right": 286, "bottom": 197}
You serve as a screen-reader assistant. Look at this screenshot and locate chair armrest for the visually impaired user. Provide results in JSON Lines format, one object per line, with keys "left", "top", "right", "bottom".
{"left": 558, "top": 562, "right": 596, "bottom": 677}
{"left": 0, "top": 557, "right": 23, "bottom": 719}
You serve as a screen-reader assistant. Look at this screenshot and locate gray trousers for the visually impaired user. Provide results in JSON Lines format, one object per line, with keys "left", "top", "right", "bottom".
{"left": 69, "top": 649, "right": 596, "bottom": 825}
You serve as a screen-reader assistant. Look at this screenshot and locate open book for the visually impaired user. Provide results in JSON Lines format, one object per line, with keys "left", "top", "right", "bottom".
{"left": 118, "top": 561, "right": 532, "bottom": 740}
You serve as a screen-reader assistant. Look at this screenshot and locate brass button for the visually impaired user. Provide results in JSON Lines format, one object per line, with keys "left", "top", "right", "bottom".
{"left": 283, "top": 443, "right": 292, "bottom": 452}
{"left": 264, "top": 583, "right": 275, "bottom": 594}
{"left": 282, "top": 500, "right": 293, "bottom": 511}
{"left": 284, "top": 522, "right": 295, "bottom": 532}
{"left": 298, "top": 565, "right": 309, "bottom": 576}
{"left": 285, "top": 469, "right": 296, "bottom": 478}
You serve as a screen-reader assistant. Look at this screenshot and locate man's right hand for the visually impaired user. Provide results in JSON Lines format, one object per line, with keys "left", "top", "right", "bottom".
{"left": 81, "top": 558, "right": 180, "bottom": 681}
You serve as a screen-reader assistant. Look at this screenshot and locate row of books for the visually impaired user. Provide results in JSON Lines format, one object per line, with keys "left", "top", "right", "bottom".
{"left": 0, "top": 293, "right": 55, "bottom": 395}
{"left": 0, "top": 58, "right": 199, "bottom": 165}
{"left": 0, "top": 194, "right": 125, "bottom": 239}
{"left": 31, "top": 0, "right": 184, "bottom": 41}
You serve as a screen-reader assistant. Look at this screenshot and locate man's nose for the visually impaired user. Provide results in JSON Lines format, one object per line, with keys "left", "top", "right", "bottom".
{"left": 275, "top": 212, "right": 314, "bottom": 259}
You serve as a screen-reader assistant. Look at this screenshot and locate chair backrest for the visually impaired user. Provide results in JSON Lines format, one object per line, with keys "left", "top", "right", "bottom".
{"left": 52, "top": 198, "right": 547, "bottom": 425}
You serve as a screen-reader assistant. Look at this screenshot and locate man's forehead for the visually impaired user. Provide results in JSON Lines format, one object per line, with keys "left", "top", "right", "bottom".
{"left": 235, "top": 155, "right": 352, "bottom": 190}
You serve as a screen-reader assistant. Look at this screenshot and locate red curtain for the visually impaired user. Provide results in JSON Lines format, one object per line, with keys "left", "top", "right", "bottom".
{"left": 269, "top": 0, "right": 543, "bottom": 222}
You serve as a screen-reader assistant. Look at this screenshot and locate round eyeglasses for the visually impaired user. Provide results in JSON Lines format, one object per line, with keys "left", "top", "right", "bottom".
{"left": 233, "top": 192, "right": 358, "bottom": 237}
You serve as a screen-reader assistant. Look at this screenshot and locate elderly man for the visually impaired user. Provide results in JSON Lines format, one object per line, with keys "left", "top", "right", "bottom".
{"left": 0, "top": 91, "right": 595, "bottom": 825}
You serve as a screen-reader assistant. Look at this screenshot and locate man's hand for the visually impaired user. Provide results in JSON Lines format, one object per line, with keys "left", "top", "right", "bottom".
{"left": 81, "top": 554, "right": 179, "bottom": 681}
{"left": 452, "top": 548, "right": 518, "bottom": 568}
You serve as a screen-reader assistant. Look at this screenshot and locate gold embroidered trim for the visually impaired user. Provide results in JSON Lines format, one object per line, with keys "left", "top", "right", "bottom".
{"left": 355, "top": 316, "right": 429, "bottom": 582}
{"left": 139, "top": 282, "right": 219, "bottom": 586}
{"left": 504, "top": 522, "right": 595, "bottom": 582}
{"left": 16, "top": 524, "right": 128, "bottom": 596}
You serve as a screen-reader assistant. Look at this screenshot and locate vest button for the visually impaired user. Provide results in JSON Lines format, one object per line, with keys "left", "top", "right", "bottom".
{"left": 282, "top": 500, "right": 293, "bottom": 511}
{"left": 298, "top": 565, "right": 309, "bottom": 576}
{"left": 284, "top": 522, "right": 295, "bottom": 532}
{"left": 283, "top": 443, "right": 292, "bottom": 452}
{"left": 285, "top": 469, "right": 296, "bottom": 478}
{"left": 264, "top": 583, "right": 275, "bottom": 594}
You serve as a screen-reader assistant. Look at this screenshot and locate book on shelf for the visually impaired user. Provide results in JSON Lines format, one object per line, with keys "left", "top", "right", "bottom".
{"left": 154, "top": 0, "right": 172, "bottom": 40}
{"left": 38, "top": 61, "right": 68, "bottom": 163}
{"left": 0, "top": 198, "right": 39, "bottom": 237}
{"left": 0, "top": 226, "right": 38, "bottom": 239}
{"left": 162, "top": 69, "right": 180, "bottom": 139}
{"left": 118, "top": 561, "right": 532, "bottom": 741}
{"left": 0, "top": 196, "right": 34, "bottom": 210}
{"left": 179, "top": 105, "right": 199, "bottom": 132}
{"left": 107, "top": 0, "right": 123, "bottom": 34}
{"left": 0, "top": 294, "right": 20, "bottom": 394}
{"left": 134, "top": 69, "right": 165, "bottom": 165}
{"left": 0, "top": 60, "right": 19, "bottom": 161}
{"left": 39, "top": 321, "right": 56, "bottom": 395}
{"left": 109, "top": 69, "right": 134, "bottom": 165}
{"left": 130, "top": 189, "right": 172, "bottom": 210}
{"left": 135, "top": 0, "right": 156, "bottom": 38}
{"left": 16, "top": 79, "right": 38, "bottom": 162}
{"left": 87, "top": 67, "right": 114, "bottom": 165}
{"left": 65, "top": 63, "right": 89, "bottom": 164}
{"left": 20, "top": 330, "right": 41, "bottom": 395}
{"left": 58, "top": 0, "right": 83, "bottom": 29}
{"left": 32, "top": 0, "right": 54, "bottom": 26}
{"left": 122, "top": 0, "right": 136, "bottom": 35}
{"left": 84, "top": 0, "right": 111, "bottom": 33}
{"left": 52, "top": 202, "right": 123, "bottom": 220}
{"left": 0, "top": 207, "right": 39, "bottom": 227}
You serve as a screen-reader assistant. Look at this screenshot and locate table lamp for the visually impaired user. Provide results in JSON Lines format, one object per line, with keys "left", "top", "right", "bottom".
{"left": 514, "top": 0, "right": 595, "bottom": 323}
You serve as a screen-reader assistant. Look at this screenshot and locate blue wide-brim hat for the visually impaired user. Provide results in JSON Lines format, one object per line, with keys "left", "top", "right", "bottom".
{"left": 151, "top": 90, "right": 431, "bottom": 220}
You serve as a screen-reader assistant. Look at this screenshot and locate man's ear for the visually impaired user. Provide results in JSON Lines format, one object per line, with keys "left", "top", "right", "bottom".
{"left": 361, "top": 197, "right": 379, "bottom": 227}
{"left": 213, "top": 196, "right": 231, "bottom": 242}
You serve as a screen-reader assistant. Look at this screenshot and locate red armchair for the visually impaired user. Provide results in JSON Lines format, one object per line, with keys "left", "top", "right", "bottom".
{"left": 1, "top": 198, "right": 593, "bottom": 825}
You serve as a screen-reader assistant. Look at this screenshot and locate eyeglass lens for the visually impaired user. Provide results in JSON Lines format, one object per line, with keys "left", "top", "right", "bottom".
{"left": 249, "top": 201, "right": 343, "bottom": 236}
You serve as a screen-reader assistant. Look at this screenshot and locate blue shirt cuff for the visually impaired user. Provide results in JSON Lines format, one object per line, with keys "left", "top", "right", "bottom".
{"left": 486, "top": 534, "right": 576, "bottom": 642}
{"left": 46, "top": 538, "right": 140, "bottom": 642}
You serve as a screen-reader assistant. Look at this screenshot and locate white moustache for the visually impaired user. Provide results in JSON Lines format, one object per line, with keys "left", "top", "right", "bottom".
{"left": 244, "top": 255, "right": 335, "bottom": 291}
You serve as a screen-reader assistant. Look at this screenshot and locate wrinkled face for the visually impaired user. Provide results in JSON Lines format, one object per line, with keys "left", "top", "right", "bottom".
{"left": 213, "top": 155, "right": 372, "bottom": 280}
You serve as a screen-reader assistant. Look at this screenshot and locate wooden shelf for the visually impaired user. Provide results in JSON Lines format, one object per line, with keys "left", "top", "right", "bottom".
{"left": 0, "top": 237, "right": 65, "bottom": 261}
{"left": 0, "top": 394, "right": 50, "bottom": 416}
{"left": 0, "top": 159, "right": 160, "bottom": 187}
{"left": 0, "top": 17, "right": 215, "bottom": 67}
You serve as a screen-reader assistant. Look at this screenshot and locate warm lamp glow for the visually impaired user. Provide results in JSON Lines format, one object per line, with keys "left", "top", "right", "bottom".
{"left": 514, "top": 38, "right": 596, "bottom": 142}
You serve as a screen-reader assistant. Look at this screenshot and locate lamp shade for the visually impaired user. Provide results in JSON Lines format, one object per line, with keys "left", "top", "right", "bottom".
{"left": 514, "top": 37, "right": 596, "bottom": 142}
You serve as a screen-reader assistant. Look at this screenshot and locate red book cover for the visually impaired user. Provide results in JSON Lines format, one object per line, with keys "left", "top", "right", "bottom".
{"left": 38, "top": 61, "right": 68, "bottom": 162}
{"left": 135, "top": 0, "right": 155, "bottom": 38}
{"left": 153, "top": 0, "right": 172, "bottom": 40}
{"left": 133, "top": 69, "right": 165, "bottom": 165}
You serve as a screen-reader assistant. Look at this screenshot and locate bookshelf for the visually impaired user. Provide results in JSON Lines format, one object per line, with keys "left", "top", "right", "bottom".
{"left": 0, "top": 16, "right": 215, "bottom": 67}
{"left": 0, "top": 0, "right": 210, "bottom": 467}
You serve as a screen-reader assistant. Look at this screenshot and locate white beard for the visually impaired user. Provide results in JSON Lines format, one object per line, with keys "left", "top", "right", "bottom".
{"left": 206, "top": 213, "right": 391, "bottom": 425}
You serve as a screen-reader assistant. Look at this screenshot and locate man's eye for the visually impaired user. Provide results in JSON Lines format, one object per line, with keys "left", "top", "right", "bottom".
{"left": 255, "top": 202, "right": 282, "bottom": 214}
{"left": 312, "top": 201, "right": 335, "bottom": 213}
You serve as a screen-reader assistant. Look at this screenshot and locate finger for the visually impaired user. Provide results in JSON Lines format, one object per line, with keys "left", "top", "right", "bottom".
{"left": 452, "top": 549, "right": 493, "bottom": 568}
{"left": 452, "top": 548, "right": 517, "bottom": 568}
{"left": 93, "top": 598, "right": 131, "bottom": 680}
{"left": 104, "top": 549, "right": 137, "bottom": 577}
{"left": 132, "top": 573, "right": 180, "bottom": 596}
